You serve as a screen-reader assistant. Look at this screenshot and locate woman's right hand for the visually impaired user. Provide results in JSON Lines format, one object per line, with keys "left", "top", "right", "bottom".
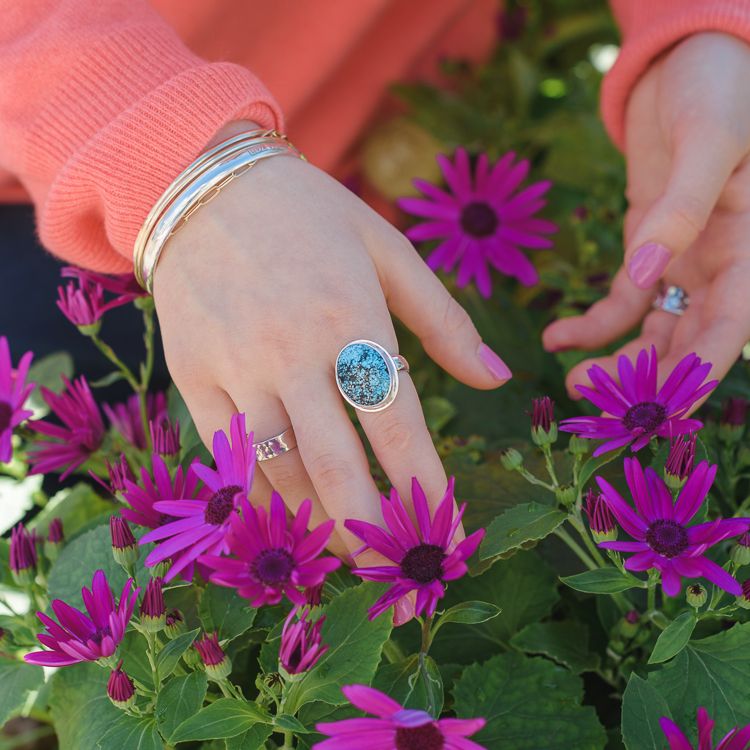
{"left": 153, "top": 130, "right": 511, "bottom": 562}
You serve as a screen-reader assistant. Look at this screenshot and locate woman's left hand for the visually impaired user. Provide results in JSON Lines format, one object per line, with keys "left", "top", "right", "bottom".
{"left": 543, "top": 32, "right": 750, "bottom": 392}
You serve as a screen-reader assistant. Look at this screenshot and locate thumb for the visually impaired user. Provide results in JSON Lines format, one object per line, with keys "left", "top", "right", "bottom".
{"left": 625, "top": 134, "right": 740, "bottom": 289}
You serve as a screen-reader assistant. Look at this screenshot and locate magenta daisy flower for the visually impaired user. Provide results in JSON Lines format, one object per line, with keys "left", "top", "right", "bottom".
{"left": 280, "top": 607, "right": 328, "bottom": 675}
{"left": 559, "top": 347, "right": 717, "bottom": 456}
{"left": 104, "top": 391, "right": 167, "bottom": 450}
{"left": 397, "top": 148, "right": 557, "bottom": 297}
{"left": 139, "top": 413, "right": 254, "bottom": 581}
{"left": 596, "top": 458, "right": 748, "bottom": 597}
{"left": 345, "top": 477, "right": 484, "bottom": 620}
{"left": 200, "top": 492, "right": 341, "bottom": 606}
{"left": 0, "top": 336, "right": 34, "bottom": 464}
{"left": 61, "top": 266, "right": 146, "bottom": 308}
{"left": 314, "top": 684, "right": 487, "bottom": 750}
{"left": 660, "top": 707, "right": 750, "bottom": 750}
{"left": 121, "top": 454, "right": 209, "bottom": 530}
{"left": 29, "top": 376, "right": 105, "bottom": 479}
{"left": 57, "top": 279, "right": 111, "bottom": 329}
{"left": 24, "top": 569, "right": 139, "bottom": 667}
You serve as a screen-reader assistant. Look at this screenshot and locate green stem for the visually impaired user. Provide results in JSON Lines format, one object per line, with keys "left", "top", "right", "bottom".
{"left": 420, "top": 615, "right": 434, "bottom": 655}
{"left": 554, "top": 527, "right": 597, "bottom": 570}
{"left": 382, "top": 639, "right": 406, "bottom": 664}
{"left": 541, "top": 444, "right": 560, "bottom": 487}
{"left": 145, "top": 630, "right": 160, "bottom": 693}
{"left": 517, "top": 467, "right": 556, "bottom": 492}
{"left": 568, "top": 515, "right": 607, "bottom": 568}
{"left": 90, "top": 335, "right": 140, "bottom": 391}
{"left": 282, "top": 730, "right": 295, "bottom": 749}
{"left": 647, "top": 581, "right": 656, "bottom": 615}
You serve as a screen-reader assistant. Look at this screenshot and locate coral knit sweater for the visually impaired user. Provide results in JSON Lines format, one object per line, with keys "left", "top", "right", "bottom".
{"left": 0, "top": 0, "right": 747, "bottom": 273}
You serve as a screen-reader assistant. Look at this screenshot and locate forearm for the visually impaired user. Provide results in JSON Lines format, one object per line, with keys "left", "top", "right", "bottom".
{"left": 0, "top": 1, "right": 283, "bottom": 272}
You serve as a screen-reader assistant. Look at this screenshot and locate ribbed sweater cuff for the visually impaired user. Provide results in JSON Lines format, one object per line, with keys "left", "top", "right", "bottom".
{"left": 26, "top": 24, "right": 283, "bottom": 273}
{"left": 601, "top": 1, "right": 750, "bottom": 150}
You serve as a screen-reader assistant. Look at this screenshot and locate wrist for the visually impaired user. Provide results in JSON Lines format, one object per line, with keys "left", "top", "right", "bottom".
{"left": 204, "top": 120, "right": 264, "bottom": 152}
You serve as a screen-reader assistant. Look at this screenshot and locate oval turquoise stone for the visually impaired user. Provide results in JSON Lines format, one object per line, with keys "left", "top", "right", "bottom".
{"left": 336, "top": 343, "right": 392, "bottom": 407}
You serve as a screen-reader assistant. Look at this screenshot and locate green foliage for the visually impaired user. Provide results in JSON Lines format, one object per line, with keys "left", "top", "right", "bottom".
{"left": 26, "top": 351, "right": 74, "bottom": 417}
{"left": 27, "top": 482, "right": 112, "bottom": 539}
{"left": 511, "top": 621, "right": 599, "bottom": 674}
{"left": 199, "top": 584, "right": 256, "bottom": 642}
{"left": 452, "top": 653, "right": 607, "bottom": 749}
{"left": 561, "top": 568, "right": 645, "bottom": 594}
{"left": 169, "top": 698, "right": 270, "bottom": 743}
{"left": 648, "top": 612, "right": 696, "bottom": 664}
{"left": 0, "top": 657, "right": 44, "bottom": 725}
{"left": 155, "top": 672, "right": 208, "bottom": 740}
{"left": 156, "top": 628, "right": 199, "bottom": 681}
{"left": 373, "top": 654, "right": 444, "bottom": 716}
{"left": 98, "top": 716, "right": 163, "bottom": 750}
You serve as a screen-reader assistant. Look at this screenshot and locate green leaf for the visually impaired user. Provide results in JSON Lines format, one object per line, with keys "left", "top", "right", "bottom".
{"left": 0, "top": 657, "right": 44, "bottom": 725}
{"left": 577, "top": 446, "right": 626, "bottom": 489}
{"left": 27, "top": 482, "right": 112, "bottom": 540}
{"left": 225, "top": 725, "right": 274, "bottom": 749}
{"left": 155, "top": 672, "right": 207, "bottom": 740}
{"left": 0, "top": 474, "right": 40, "bottom": 535}
{"left": 89, "top": 371, "right": 126, "bottom": 388}
{"left": 621, "top": 675, "right": 673, "bottom": 750}
{"left": 49, "top": 663, "right": 123, "bottom": 750}
{"left": 274, "top": 714, "right": 311, "bottom": 733}
{"left": 169, "top": 698, "right": 270, "bottom": 743}
{"left": 434, "top": 600, "right": 502, "bottom": 630}
{"left": 97, "top": 716, "right": 163, "bottom": 750}
{"left": 283, "top": 583, "right": 392, "bottom": 713}
{"left": 120, "top": 631, "right": 156, "bottom": 691}
{"left": 479, "top": 502, "right": 566, "bottom": 563}
{"left": 621, "top": 622, "right": 750, "bottom": 747}
{"left": 430, "top": 551, "right": 559, "bottom": 665}
{"left": 453, "top": 652, "right": 606, "bottom": 749}
{"left": 156, "top": 629, "right": 199, "bottom": 680}
{"left": 422, "top": 396, "right": 457, "bottom": 433}
{"left": 561, "top": 568, "right": 645, "bottom": 594}
{"left": 27, "top": 352, "right": 74, "bottom": 417}
{"left": 648, "top": 612, "right": 696, "bottom": 664}
{"left": 199, "top": 584, "right": 256, "bottom": 641}
{"left": 510, "top": 621, "right": 600, "bottom": 674}
{"left": 373, "top": 653, "right": 443, "bottom": 716}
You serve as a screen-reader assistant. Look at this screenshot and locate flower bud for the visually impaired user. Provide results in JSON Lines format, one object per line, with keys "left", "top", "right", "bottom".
{"left": 568, "top": 435, "right": 590, "bottom": 456}
{"left": 737, "top": 579, "right": 750, "bottom": 610}
{"left": 555, "top": 484, "right": 577, "bottom": 508}
{"left": 165, "top": 609, "right": 186, "bottom": 639}
{"left": 107, "top": 659, "right": 136, "bottom": 710}
{"left": 10, "top": 525, "right": 37, "bottom": 585}
{"left": 149, "top": 418, "right": 180, "bottom": 458}
{"left": 531, "top": 397, "right": 557, "bottom": 447}
{"left": 731, "top": 532, "right": 750, "bottom": 567}
{"left": 304, "top": 583, "right": 324, "bottom": 607}
{"left": 500, "top": 448, "right": 524, "bottom": 471}
{"left": 720, "top": 397, "right": 747, "bottom": 443}
{"left": 686, "top": 583, "right": 707, "bottom": 609}
{"left": 110, "top": 516, "right": 139, "bottom": 569}
{"left": 618, "top": 609, "right": 640, "bottom": 638}
{"left": 139, "top": 577, "right": 166, "bottom": 632}
{"left": 583, "top": 489, "right": 617, "bottom": 542}
{"left": 195, "top": 632, "right": 232, "bottom": 681}
{"left": 280, "top": 609, "right": 328, "bottom": 675}
{"left": 44, "top": 518, "right": 64, "bottom": 562}
{"left": 150, "top": 559, "right": 171, "bottom": 579}
{"left": 664, "top": 434, "right": 696, "bottom": 490}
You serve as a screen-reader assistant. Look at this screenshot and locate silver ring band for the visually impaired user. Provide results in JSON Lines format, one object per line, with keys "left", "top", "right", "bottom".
{"left": 254, "top": 427, "right": 297, "bottom": 462}
{"left": 653, "top": 285, "right": 689, "bottom": 316}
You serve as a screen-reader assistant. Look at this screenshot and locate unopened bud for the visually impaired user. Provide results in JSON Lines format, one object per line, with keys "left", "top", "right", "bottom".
{"left": 583, "top": 489, "right": 617, "bottom": 542}
{"left": 530, "top": 397, "right": 557, "bottom": 447}
{"left": 139, "top": 578, "right": 166, "bottom": 632}
{"left": 555, "top": 484, "right": 576, "bottom": 508}
{"left": 10, "top": 525, "right": 37, "bottom": 586}
{"left": 107, "top": 659, "right": 136, "bottom": 710}
{"left": 664, "top": 435, "right": 696, "bottom": 490}
{"left": 44, "top": 518, "right": 64, "bottom": 562}
{"left": 195, "top": 632, "right": 232, "bottom": 681}
{"left": 110, "top": 516, "right": 139, "bottom": 569}
{"left": 732, "top": 532, "right": 750, "bottom": 567}
{"left": 568, "top": 435, "right": 590, "bottom": 456}
{"left": 165, "top": 609, "right": 186, "bottom": 639}
{"left": 686, "top": 583, "right": 707, "bottom": 609}
{"left": 500, "top": 448, "right": 524, "bottom": 471}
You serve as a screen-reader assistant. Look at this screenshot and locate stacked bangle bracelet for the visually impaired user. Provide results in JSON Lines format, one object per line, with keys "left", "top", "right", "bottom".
{"left": 133, "top": 129, "right": 304, "bottom": 293}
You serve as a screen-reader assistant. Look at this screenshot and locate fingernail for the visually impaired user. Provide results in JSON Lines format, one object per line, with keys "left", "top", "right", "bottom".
{"left": 627, "top": 242, "right": 671, "bottom": 289}
{"left": 393, "top": 597, "right": 415, "bottom": 626}
{"left": 478, "top": 343, "right": 512, "bottom": 382}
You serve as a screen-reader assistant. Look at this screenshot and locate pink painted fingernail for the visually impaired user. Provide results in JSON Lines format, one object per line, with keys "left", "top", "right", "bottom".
{"left": 478, "top": 343, "right": 512, "bottom": 382}
{"left": 627, "top": 242, "right": 671, "bottom": 289}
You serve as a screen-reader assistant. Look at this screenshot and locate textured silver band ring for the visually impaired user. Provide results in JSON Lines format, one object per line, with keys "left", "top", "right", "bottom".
{"left": 254, "top": 427, "right": 297, "bottom": 462}
{"left": 653, "top": 285, "right": 689, "bottom": 317}
{"left": 335, "top": 339, "right": 409, "bottom": 413}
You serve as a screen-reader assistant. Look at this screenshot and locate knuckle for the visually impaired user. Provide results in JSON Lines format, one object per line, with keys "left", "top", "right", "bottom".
{"left": 263, "top": 454, "right": 303, "bottom": 490}
{"left": 372, "top": 413, "right": 415, "bottom": 453}
{"left": 669, "top": 194, "right": 710, "bottom": 236}
{"left": 308, "top": 451, "right": 356, "bottom": 493}
{"left": 439, "top": 297, "right": 475, "bottom": 340}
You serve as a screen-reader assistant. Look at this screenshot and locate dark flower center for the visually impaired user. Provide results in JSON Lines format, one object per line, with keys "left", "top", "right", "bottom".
{"left": 204, "top": 485, "right": 242, "bottom": 525}
{"left": 0, "top": 401, "right": 12, "bottom": 433}
{"left": 94, "top": 624, "right": 112, "bottom": 644}
{"left": 646, "top": 520, "right": 688, "bottom": 558}
{"left": 460, "top": 201, "right": 498, "bottom": 238}
{"left": 395, "top": 723, "right": 444, "bottom": 750}
{"left": 623, "top": 402, "right": 667, "bottom": 433}
{"left": 251, "top": 548, "right": 294, "bottom": 585}
{"left": 400, "top": 544, "right": 445, "bottom": 584}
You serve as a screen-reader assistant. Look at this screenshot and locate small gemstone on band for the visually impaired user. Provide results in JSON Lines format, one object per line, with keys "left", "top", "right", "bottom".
{"left": 336, "top": 342, "right": 392, "bottom": 407}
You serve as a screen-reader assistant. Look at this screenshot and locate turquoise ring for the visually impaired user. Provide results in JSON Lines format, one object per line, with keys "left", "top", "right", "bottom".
{"left": 335, "top": 340, "right": 409, "bottom": 413}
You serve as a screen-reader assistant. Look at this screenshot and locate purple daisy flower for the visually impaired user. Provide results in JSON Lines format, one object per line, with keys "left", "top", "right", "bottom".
{"left": 56, "top": 279, "right": 113, "bottom": 329}
{"left": 104, "top": 392, "right": 167, "bottom": 451}
{"left": 200, "top": 492, "right": 341, "bottom": 607}
{"left": 397, "top": 147, "right": 557, "bottom": 297}
{"left": 660, "top": 707, "right": 750, "bottom": 750}
{"left": 0, "top": 336, "right": 34, "bottom": 464}
{"left": 121, "top": 455, "right": 209, "bottom": 530}
{"left": 280, "top": 606, "right": 328, "bottom": 675}
{"left": 345, "top": 478, "right": 484, "bottom": 620}
{"left": 24, "top": 569, "right": 139, "bottom": 667}
{"left": 61, "top": 266, "right": 146, "bottom": 308}
{"left": 314, "top": 684, "right": 487, "bottom": 750}
{"left": 596, "top": 458, "right": 748, "bottom": 597}
{"left": 29, "top": 376, "right": 105, "bottom": 479}
{"left": 139, "top": 413, "right": 254, "bottom": 581}
{"left": 559, "top": 347, "right": 717, "bottom": 456}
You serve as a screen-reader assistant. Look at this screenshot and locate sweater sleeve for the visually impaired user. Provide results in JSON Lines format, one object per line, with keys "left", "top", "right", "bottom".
{"left": 603, "top": 0, "right": 750, "bottom": 150}
{"left": 0, "top": 1, "right": 283, "bottom": 272}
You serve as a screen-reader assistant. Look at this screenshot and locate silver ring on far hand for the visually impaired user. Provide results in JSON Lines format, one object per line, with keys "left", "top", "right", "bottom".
{"left": 653, "top": 285, "right": 689, "bottom": 316}
{"left": 254, "top": 427, "right": 297, "bottom": 462}
{"left": 335, "top": 339, "right": 409, "bottom": 413}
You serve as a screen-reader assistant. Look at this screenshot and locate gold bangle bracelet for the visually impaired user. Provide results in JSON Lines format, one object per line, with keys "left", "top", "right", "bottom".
{"left": 133, "top": 130, "right": 304, "bottom": 292}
